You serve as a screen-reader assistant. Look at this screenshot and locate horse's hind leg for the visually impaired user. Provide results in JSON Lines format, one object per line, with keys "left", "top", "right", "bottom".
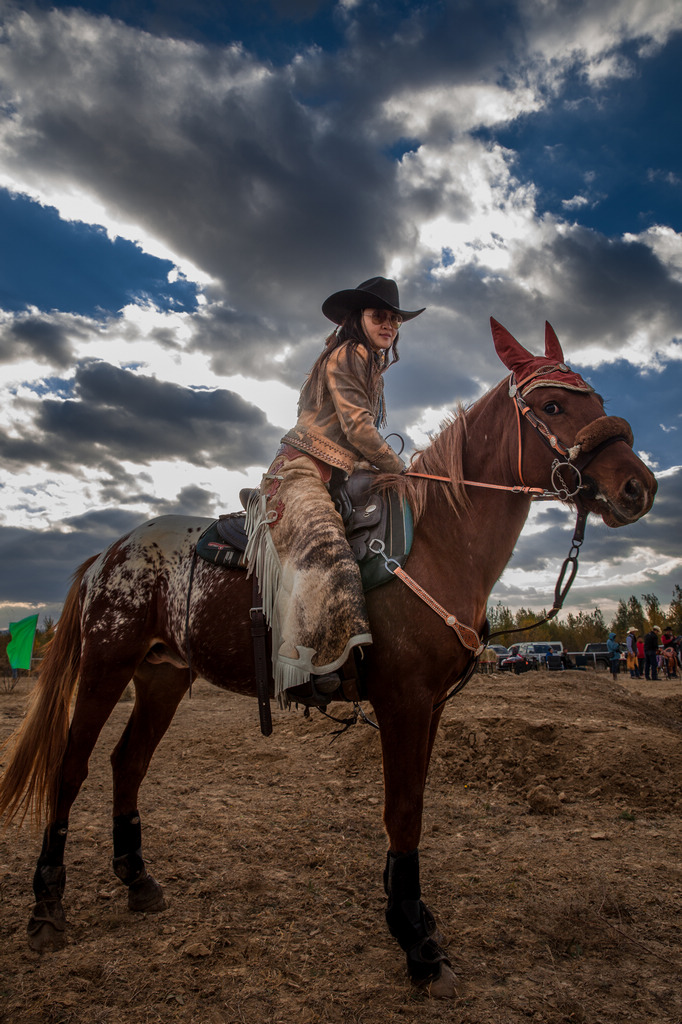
{"left": 29, "top": 661, "right": 136, "bottom": 952}
{"left": 109, "top": 663, "right": 190, "bottom": 913}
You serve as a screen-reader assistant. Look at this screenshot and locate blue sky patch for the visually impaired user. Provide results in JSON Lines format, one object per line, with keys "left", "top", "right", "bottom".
{"left": 479, "top": 32, "right": 682, "bottom": 237}
{"left": 575, "top": 358, "right": 680, "bottom": 459}
{"left": 28, "top": 0, "right": 344, "bottom": 63}
{"left": 0, "top": 189, "right": 199, "bottom": 318}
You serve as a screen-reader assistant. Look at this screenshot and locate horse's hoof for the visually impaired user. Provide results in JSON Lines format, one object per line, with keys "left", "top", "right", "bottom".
{"left": 128, "top": 872, "right": 166, "bottom": 912}
{"left": 27, "top": 901, "right": 67, "bottom": 952}
{"left": 423, "top": 962, "right": 457, "bottom": 999}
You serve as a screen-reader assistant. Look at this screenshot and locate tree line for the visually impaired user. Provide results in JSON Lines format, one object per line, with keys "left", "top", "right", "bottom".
{"left": 2, "top": 590, "right": 682, "bottom": 672}
{"left": 488, "top": 585, "right": 682, "bottom": 650}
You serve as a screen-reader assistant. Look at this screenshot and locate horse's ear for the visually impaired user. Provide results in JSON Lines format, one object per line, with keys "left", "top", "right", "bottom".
{"left": 544, "top": 321, "right": 564, "bottom": 362}
{"left": 490, "top": 317, "right": 535, "bottom": 373}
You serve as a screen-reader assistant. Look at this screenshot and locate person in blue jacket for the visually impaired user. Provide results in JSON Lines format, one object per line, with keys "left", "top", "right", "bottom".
{"left": 607, "top": 632, "right": 621, "bottom": 678}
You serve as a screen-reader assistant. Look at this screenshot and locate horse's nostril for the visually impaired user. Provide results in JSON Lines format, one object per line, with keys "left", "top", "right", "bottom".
{"left": 624, "top": 478, "right": 644, "bottom": 501}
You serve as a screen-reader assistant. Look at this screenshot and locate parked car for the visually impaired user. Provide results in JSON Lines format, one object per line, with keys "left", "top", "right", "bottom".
{"left": 582, "top": 641, "right": 625, "bottom": 670}
{"left": 517, "top": 641, "right": 556, "bottom": 666}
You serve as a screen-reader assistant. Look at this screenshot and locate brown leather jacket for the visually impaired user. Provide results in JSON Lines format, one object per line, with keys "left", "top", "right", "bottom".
{"left": 281, "top": 343, "right": 405, "bottom": 474}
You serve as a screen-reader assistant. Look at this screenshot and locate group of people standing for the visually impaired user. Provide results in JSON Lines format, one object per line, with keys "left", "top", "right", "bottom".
{"left": 624, "top": 624, "right": 680, "bottom": 681}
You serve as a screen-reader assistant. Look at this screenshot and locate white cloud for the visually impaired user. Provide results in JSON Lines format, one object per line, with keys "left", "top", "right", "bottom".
{"left": 383, "top": 81, "right": 541, "bottom": 137}
{"left": 562, "top": 195, "right": 590, "bottom": 210}
{"left": 624, "top": 226, "right": 682, "bottom": 284}
{"left": 522, "top": 0, "right": 682, "bottom": 72}
{"left": 655, "top": 464, "right": 682, "bottom": 479}
{"left": 396, "top": 138, "right": 545, "bottom": 278}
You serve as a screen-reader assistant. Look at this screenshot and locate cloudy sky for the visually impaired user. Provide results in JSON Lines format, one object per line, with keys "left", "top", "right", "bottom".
{"left": 0, "top": 0, "right": 680, "bottom": 631}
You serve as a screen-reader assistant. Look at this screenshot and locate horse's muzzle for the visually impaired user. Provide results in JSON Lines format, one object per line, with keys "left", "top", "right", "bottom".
{"left": 571, "top": 416, "right": 656, "bottom": 525}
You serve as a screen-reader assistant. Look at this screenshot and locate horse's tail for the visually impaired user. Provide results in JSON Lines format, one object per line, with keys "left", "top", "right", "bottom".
{"left": 0, "top": 554, "right": 98, "bottom": 827}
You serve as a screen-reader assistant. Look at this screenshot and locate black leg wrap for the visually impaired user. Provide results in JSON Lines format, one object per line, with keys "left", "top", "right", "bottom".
{"left": 28, "top": 821, "right": 69, "bottom": 949}
{"left": 33, "top": 819, "right": 69, "bottom": 901}
{"left": 384, "top": 849, "right": 451, "bottom": 983}
{"left": 112, "top": 810, "right": 145, "bottom": 885}
{"left": 37, "top": 819, "right": 69, "bottom": 868}
{"left": 32, "top": 863, "right": 66, "bottom": 903}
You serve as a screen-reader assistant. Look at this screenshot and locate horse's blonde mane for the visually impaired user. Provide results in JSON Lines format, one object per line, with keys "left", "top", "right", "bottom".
{"left": 381, "top": 404, "right": 472, "bottom": 523}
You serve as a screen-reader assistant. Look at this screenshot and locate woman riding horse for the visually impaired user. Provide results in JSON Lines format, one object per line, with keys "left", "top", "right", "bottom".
{"left": 245, "top": 276, "right": 424, "bottom": 707}
{"left": 0, "top": 315, "right": 657, "bottom": 996}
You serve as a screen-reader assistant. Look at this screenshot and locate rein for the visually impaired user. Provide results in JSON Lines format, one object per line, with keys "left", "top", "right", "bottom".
{"left": 405, "top": 471, "right": 547, "bottom": 497}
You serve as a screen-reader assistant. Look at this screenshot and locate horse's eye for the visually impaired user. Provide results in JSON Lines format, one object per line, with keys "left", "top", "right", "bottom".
{"left": 543, "top": 401, "right": 562, "bottom": 415}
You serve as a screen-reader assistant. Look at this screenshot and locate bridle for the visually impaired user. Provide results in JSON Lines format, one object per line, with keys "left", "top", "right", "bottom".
{"left": 372, "top": 369, "right": 635, "bottom": 709}
{"left": 509, "top": 368, "right": 633, "bottom": 502}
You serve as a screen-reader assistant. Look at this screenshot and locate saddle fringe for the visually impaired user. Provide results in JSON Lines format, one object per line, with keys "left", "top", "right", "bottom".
{"left": 244, "top": 493, "right": 311, "bottom": 704}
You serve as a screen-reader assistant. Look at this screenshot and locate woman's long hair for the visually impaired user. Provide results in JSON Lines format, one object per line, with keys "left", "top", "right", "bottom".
{"left": 299, "top": 309, "right": 400, "bottom": 417}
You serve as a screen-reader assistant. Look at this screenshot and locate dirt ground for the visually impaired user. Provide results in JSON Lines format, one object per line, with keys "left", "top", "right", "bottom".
{"left": 1, "top": 665, "right": 681, "bottom": 1024}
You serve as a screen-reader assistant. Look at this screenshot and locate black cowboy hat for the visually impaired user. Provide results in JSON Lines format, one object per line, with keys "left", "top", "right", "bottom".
{"left": 322, "top": 276, "right": 425, "bottom": 325}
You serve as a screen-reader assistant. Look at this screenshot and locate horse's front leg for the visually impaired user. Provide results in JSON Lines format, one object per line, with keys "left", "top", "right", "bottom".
{"left": 377, "top": 694, "right": 456, "bottom": 997}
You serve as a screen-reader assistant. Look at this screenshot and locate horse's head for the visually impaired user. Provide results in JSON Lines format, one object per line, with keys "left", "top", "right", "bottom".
{"left": 490, "top": 318, "right": 657, "bottom": 526}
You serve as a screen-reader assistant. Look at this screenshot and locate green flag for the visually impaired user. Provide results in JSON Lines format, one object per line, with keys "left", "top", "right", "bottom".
{"left": 6, "top": 614, "right": 39, "bottom": 671}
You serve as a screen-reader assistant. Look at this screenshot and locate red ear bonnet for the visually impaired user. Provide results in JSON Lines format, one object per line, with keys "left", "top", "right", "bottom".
{"left": 490, "top": 317, "right": 535, "bottom": 374}
{"left": 489, "top": 317, "right": 592, "bottom": 395}
{"left": 544, "top": 321, "right": 564, "bottom": 362}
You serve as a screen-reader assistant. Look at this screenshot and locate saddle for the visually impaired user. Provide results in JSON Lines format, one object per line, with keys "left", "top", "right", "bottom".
{"left": 196, "top": 469, "right": 413, "bottom": 592}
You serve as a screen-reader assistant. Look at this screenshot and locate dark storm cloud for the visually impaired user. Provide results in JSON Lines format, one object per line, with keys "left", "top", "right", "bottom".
{"left": 153, "top": 483, "right": 221, "bottom": 517}
{"left": 1, "top": 361, "right": 282, "bottom": 471}
{"left": 2, "top": 3, "right": 680, "bottom": 377}
{"left": 627, "top": 467, "right": 682, "bottom": 560}
{"left": 510, "top": 512, "right": 632, "bottom": 577}
{"left": 94, "top": 469, "right": 220, "bottom": 517}
{"left": 0, "top": 310, "right": 89, "bottom": 367}
{"left": 386, "top": 340, "right": 482, "bottom": 443}
{"left": 503, "top": 506, "right": 575, "bottom": 575}
{"left": 0, "top": 2, "right": 528, "bottom": 330}
{"left": 421, "top": 235, "right": 682, "bottom": 377}
{"left": 0, "top": 509, "right": 144, "bottom": 605}
{"left": 518, "top": 229, "right": 682, "bottom": 352}
{"left": 0, "top": 7, "right": 398, "bottom": 319}
{"left": 511, "top": 466, "right": 680, "bottom": 574}
{"left": 186, "top": 303, "right": 298, "bottom": 382}
{"left": 0, "top": 491, "right": 220, "bottom": 614}
{"left": 298, "top": 0, "right": 526, "bottom": 108}
{"left": 493, "top": 467, "right": 681, "bottom": 613}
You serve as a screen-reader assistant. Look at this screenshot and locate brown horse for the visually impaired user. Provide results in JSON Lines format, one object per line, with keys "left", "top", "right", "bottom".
{"left": 0, "top": 320, "right": 656, "bottom": 997}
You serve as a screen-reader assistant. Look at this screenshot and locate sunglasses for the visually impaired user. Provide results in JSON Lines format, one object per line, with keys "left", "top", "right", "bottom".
{"left": 365, "top": 309, "right": 403, "bottom": 330}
